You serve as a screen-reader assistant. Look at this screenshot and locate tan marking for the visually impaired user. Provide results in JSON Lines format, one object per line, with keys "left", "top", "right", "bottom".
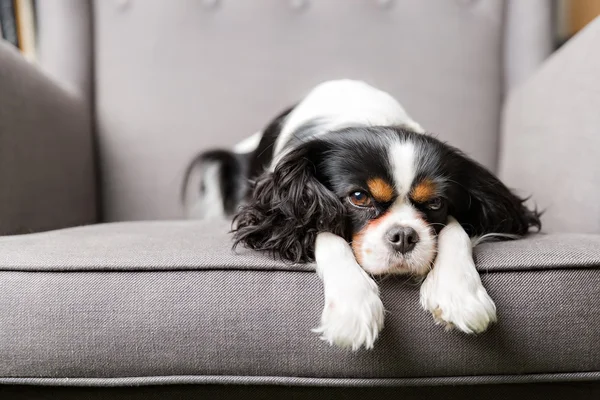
{"left": 411, "top": 179, "right": 436, "bottom": 203}
{"left": 352, "top": 229, "right": 366, "bottom": 265}
{"left": 432, "top": 307, "right": 455, "bottom": 331}
{"left": 351, "top": 211, "right": 391, "bottom": 266}
{"left": 367, "top": 178, "right": 394, "bottom": 203}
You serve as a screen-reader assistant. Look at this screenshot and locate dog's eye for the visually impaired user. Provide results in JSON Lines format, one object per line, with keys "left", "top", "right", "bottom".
{"left": 348, "top": 191, "right": 373, "bottom": 207}
{"left": 427, "top": 197, "right": 443, "bottom": 211}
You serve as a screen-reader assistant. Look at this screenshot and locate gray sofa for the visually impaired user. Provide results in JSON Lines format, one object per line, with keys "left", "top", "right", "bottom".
{"left": 1, "top": 1, "right": 599, "bottom": 398}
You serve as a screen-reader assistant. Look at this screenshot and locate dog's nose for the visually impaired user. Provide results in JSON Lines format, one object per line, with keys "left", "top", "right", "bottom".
{"left": 385, "top": 226, "right": 419, "bottom": 254}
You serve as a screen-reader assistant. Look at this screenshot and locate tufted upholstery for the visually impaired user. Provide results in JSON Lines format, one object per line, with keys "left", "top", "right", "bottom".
{"left": 34, "top": 0, "right": 552, "bottom": 222}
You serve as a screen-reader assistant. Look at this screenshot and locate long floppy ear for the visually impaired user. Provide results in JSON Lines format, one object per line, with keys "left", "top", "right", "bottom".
{"left": 450, "top": 151, "right": 541, "bottom": 237}
{"left": 232, "top": 143, "right": 346, "bottom": 263}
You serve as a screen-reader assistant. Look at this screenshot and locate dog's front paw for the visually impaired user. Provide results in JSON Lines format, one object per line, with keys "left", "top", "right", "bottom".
{"left": 312, "top": 278, "right": 385, "bottom": 351}
{"left": 420, "top": 271, "right": 497, "bottom": 334}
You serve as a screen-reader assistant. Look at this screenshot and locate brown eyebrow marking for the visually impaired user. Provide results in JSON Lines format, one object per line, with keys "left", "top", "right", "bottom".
{"left": 367, "top": 177, "right": 394, "bottom": 203}
{"left": 411, "top": 179, "right": 436, "bottom": 203}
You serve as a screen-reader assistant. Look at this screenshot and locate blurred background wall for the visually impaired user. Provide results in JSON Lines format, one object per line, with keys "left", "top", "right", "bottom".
{"left": 556, "top": 0, "right": 600, "bottom": 44}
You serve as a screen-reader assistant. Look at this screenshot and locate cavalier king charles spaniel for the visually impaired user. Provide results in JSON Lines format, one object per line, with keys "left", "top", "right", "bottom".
{"left": 183, "top": 80, "right": 541, "bottom": 350}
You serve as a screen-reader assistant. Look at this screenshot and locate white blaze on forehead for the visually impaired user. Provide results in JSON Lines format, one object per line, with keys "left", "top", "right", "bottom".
{"left": 389, "top": 140, "right": 416, "bottom": 198}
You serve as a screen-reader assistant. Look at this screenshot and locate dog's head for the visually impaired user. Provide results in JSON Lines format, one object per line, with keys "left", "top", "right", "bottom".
{"left": 233, "top": 126, "right": 540, "bottom": 275}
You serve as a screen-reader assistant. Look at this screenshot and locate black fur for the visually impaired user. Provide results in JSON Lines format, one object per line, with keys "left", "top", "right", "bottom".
{"left": 233, "top": 141, "right": 347, "bottom": 263}
{"left": 232, "top": 126, "right": 541, "bottom": 263}
{"left": 403, "top": 130, "right": 542, "bottom": 236}
{"left": 180, "top": 106, "right": 292, "bottom": 218}
{"left": 450, "top": 149, "right": 542, "bottom": 236}
{"left": 247, "top": 105, "right": 295, "bottom": 180}
{"left": 181, "top": 150, "right": 249, "bottom": 215}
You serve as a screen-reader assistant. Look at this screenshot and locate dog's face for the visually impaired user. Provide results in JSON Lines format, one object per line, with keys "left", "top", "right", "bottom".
{"left": 233, "top": 126, "right": 540, "bottom": 274}
{"left": 319, "top": 134, "right": 448, "bottom": 275}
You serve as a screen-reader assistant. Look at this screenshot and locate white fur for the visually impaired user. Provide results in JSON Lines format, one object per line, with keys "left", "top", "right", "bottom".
{"left": 185, "top": 131, "right": 261, "bottom": 218}
{"left": 356, "top": 139, "right": 436, "bottom": 276}
{"left": 184, "top": 161, "right": 225, "bottom": 220}
{"left": 233, "top": 131, "right": 262, "bottom": 154}
{"left": 357, "top": 203, "right": 436, "bottom": 276}
{"left": 419, "top": 217, "right": 497, "bottom": 334}
{"left": 471, "top": 233, "right": 520, "bottom": 247}
{"left": 312, "top": 232, "right": 385, "bottom": 350}
{"left": 191, "top": 80, "right": 498, "bottom": 348}
{"left": 270, "top": 79, "right": 424, "bottom": 170}
{"left": 390, "top": 140, "right": 416, "bottom": 196}
{"left": 185, "top": 131, "right": 260, "bottom": 218}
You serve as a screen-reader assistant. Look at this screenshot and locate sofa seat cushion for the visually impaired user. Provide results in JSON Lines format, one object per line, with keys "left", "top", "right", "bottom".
{"left": 0, "top": 221, "right": 599, "bottom": 386}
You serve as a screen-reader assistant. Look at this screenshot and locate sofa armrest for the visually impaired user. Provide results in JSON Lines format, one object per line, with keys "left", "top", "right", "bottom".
{"left": 499, "top": 17, "right": 600, "bottom": 234}
{"left": 0, "top": 41, "right": 96, "bottom": 235}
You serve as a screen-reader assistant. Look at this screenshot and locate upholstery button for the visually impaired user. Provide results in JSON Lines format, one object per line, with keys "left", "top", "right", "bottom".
{"left": 115, "top": 0, "right": 131, "bottom": 10}
{"left": 202, "top": 0, "right": 220, "bottom": 9}
{"left": 376, "top": 0, "right": 394, "bottom": 8}
{"left": 289, "top": 0, "right": 308, "bottom": 11}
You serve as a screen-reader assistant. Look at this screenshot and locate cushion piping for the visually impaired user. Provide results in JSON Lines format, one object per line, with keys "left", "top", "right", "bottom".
{"left": 1, "top": 371, "right": 599, "bottom": 387}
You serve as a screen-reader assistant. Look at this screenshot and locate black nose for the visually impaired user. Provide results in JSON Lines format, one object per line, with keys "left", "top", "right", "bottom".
{"left": 385, "top": 226, "right": 419, "bottom": 254}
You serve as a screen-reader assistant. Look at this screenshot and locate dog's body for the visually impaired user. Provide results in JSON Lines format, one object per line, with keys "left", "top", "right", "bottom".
{"left": 183, "top": 80, "right": 540, "bottom": 350}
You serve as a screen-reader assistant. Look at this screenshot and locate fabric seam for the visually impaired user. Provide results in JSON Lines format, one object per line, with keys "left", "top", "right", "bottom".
{"left": 1, "top": 371, "right": 599, "bottom": 387}
{"left": 0, "top": 264, "right": 599, "bottom": 274}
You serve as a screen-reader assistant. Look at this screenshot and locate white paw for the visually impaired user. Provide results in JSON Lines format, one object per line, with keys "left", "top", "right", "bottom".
{"left": 312, "top": 277, "right": 385, "bottom": 351}
{"left": 420, "top": 272, "right": 497, "bottom": 334}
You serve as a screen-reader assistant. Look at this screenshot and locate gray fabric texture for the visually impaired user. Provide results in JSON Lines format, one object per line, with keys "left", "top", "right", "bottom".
{"left": 500, "top": 17, "right": 600, "bottom": 234}
{"left": 3, "top": 372, "right": 600, "bottom": 388}
{"left": 0, "top": 41, "right": 97, "bottom": 235}
{"left": 0, "top": 220, "right": 600, "bottom": 272}
{"left": 93, "top": 0, "right": 511, "bottom": 221}
{"left": 1, "top": 221, "right": 599, "bottom": 381}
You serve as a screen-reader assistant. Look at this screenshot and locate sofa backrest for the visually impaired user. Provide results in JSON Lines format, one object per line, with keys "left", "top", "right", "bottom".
{"left": 37, "top": 0, "right": 552, "bottom": 222}
{"left": 500, "top": 18, "right": 600, "bottom": 234}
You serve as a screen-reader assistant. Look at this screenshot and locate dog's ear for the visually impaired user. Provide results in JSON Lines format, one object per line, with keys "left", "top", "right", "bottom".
{"left": 449, "top": 151, "right": 541, "bottom": 237}
{"left": 232, "top": 142, "right": 346, "bottom": 263}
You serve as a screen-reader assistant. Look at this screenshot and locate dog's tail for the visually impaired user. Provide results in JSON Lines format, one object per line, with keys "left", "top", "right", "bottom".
{"left": 180, "top": 150, "right": 250, "bottom": 219}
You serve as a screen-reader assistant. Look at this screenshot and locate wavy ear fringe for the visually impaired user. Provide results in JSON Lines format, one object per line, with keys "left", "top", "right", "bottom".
{"left": 451, "top": 151, "right": 542, "bottom": 237}
{"left": 232, "top": 145, "right": 346, "bottom": 263}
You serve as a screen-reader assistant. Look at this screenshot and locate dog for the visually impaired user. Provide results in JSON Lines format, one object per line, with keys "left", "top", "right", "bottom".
{"left": 182, "top": 80, "right": 541, "bottom": 350}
